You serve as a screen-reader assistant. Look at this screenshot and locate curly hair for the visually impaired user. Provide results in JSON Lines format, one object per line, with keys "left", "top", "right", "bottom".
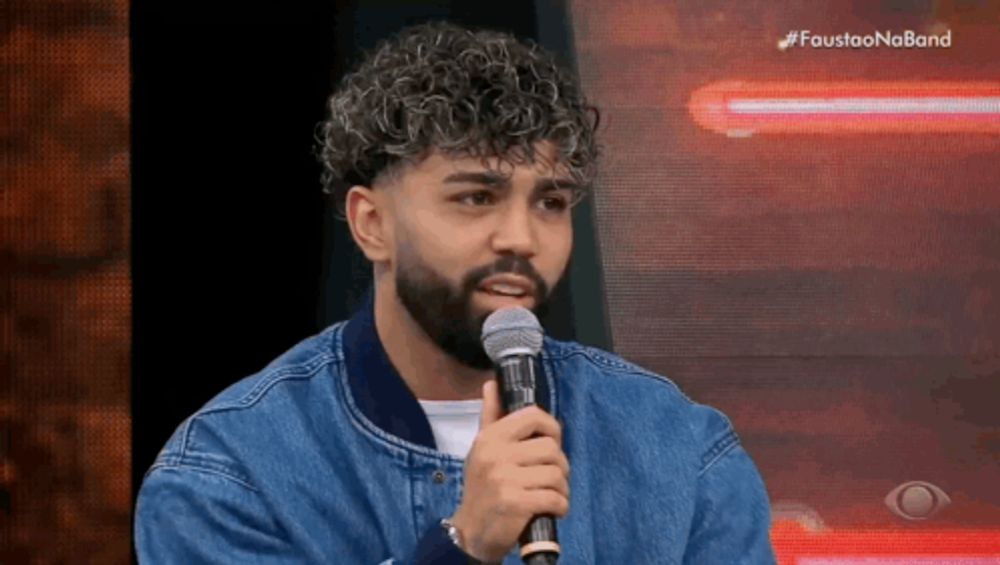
{"left": 314, "top": 21, "right": 601, "bottom": 219}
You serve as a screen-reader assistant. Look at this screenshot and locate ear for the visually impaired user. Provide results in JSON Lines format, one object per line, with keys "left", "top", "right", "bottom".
{"left": 345, "top": 185, "right": 392, "bottom": 263}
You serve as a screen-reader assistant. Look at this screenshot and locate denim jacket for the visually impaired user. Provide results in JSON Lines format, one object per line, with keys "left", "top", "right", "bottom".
{"left": 135, "top": 293, "right": 776, "bottom": 564}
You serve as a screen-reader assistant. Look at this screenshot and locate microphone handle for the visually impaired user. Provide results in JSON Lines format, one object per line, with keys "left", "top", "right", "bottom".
{"left": 496, "top": 354, "right": 560, "bottom": 565}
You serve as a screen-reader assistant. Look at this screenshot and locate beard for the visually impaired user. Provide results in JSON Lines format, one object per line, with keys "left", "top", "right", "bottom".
{"left": 395, "top": 249, "right": 552, "bottom": 370}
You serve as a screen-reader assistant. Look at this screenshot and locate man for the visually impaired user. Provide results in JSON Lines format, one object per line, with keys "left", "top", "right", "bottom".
{"left": 135, "top": 21, "right": 776, "bottom": 564}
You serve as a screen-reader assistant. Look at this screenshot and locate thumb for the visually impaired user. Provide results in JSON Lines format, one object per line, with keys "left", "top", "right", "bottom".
{"left": 479, "top": 380, "right": 503, "bottom": 428}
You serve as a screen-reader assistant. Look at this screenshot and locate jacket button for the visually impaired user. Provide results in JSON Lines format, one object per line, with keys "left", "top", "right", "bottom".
{"left": 432, "top": 470, "right": 446, "bottom": 484}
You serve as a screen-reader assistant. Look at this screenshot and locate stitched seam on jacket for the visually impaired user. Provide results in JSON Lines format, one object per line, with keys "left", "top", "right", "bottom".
{"left": 698, "top": 430, "right": 740, "bottom": 477}
{"left": 164, "top": 327, "right": 347, "bottom": 478}
{"left": 147, "top": 460, "right": 259, "bottom": 492}
{"left": 210, "top": 321, "right": 346, "bottom": 414}
{"left": 236, "top": 353, "right": 338, "bottom": 410}
{"left": 177, "top": 353, "right": 337, "bottom": 459}
{"left": 554, "top": 347, "right": 697, "bottom": 407}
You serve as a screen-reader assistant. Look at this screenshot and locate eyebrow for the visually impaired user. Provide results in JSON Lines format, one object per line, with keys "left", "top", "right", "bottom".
{"left": 443, "top": 171, "right": 509, "bottom": 187}
{"left": 442, "top": 171, "right": 580, "bottom": 194}
{"left": 535, "top": 177, "right": 580, "bottom": 194}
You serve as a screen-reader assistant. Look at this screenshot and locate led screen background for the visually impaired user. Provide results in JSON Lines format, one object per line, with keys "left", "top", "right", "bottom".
{"left": 2, "top": 0, "right": 132, "bottom": 563}
{"left": 569, "top": 0, "right": 1000, "bottom": 560}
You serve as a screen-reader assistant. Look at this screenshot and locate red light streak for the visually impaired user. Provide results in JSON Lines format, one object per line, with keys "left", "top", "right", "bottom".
{"left": 688, "top": 81, "right": 1000, "bottom": 135}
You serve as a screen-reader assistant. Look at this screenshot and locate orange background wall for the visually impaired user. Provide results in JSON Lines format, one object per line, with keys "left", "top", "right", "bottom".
{"left": 2, "top": 0, "right": 131, "bottom": 562}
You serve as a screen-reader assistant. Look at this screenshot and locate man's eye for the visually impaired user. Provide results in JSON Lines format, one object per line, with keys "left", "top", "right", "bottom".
{"left": 539, "top": 197, "right": 569, "bottom": 212}
{"left": 459, "top": 191, "right": 495, "bottom": 206}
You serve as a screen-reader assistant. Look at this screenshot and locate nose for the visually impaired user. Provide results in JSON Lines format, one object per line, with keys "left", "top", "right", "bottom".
{"left": 490, "top": 200, "right": 538, "bottom": 259}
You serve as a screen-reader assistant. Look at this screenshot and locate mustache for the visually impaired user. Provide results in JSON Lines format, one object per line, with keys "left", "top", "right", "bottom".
{"left": 462, "top": 255, "right": 548, "bottom": 300}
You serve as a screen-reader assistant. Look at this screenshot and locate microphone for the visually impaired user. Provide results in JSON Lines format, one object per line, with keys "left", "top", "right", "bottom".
{"left": 482, "top": 307, "right": 559, "bottom": 565}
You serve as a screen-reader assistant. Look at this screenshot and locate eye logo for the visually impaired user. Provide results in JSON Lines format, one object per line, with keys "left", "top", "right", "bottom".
{"left": 884, "top": 480, "right": 951, "bottom": 520}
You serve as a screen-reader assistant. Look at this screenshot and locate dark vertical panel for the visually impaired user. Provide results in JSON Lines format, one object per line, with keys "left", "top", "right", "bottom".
{"left": 534, "top": 0, "right": 613, "bottom": 350}
{"left": 131, "top": 1, "right": 337, "bottom": 504}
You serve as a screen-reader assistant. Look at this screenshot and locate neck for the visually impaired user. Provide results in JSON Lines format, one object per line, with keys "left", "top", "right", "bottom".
{"left": 373, "top": 279, "right": 493, "bottom": 401}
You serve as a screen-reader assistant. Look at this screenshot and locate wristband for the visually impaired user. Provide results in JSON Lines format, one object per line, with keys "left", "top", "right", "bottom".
{"left": 440, "top": 517, "right": 464, "bottom": 550}
{"left": 439, "top": 518, "right": 501, "bottom": 565}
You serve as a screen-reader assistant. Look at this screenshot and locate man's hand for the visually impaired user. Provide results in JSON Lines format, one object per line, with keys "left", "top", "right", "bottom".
{"left": 450, "top": 380, "right": 570, "bottom": 563}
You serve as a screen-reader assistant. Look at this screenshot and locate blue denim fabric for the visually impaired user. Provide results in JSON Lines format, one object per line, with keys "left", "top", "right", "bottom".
{"left": 135, "top": 296, "right": 776, "bottom": 564}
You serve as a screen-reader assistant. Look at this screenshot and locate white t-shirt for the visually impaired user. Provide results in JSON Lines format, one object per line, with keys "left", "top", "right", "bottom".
{"left": 417, "top": 399, "right": 483, "bottom": 459}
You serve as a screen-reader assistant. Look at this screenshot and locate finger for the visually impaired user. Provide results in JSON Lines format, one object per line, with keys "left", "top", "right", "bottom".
{"left": 512, "top": 437, "right": 570, "bottom": 476}
{"left": 515, "top": 465, "right": 570, "bottom": 498}
{"left": 522, "top": 489, "right": 570, "bottom": 518}
{"left": 494, "top": 406, "right": 562, "bottom": 443}
{"left": 479, "top": 380, "right": 503, "bottom": 429}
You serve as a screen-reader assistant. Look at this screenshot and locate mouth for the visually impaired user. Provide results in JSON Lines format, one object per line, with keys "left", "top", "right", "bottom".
{"left": 475, "top": 289, "right": 535, "bottom": 310}
{"left": 477, "top": 274, "right": 536, "bottom": 300}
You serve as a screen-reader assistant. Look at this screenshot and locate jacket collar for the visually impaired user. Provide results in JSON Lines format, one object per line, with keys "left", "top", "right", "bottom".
{"left": 341, "top": 287, "right": 552, "bottom": 452}
{"left": 341, "top": 288, "right": 437, "bottom": 449}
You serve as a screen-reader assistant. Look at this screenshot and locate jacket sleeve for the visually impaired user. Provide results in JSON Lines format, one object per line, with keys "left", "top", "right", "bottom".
{"left": 135, "top": 464, "right": 302, "bottom": 564}
{"left": 136, "top": 464, "right": 476, "bottom": 565}
{"left": 681, "top": 439, "right": 777, "bottom": 565}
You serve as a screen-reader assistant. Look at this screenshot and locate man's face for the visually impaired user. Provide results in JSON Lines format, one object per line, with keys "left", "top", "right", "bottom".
{"left": 387, "top": 142, "right": 577, "bottom": 370}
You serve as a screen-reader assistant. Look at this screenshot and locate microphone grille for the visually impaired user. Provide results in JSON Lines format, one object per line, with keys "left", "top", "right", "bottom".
{"left": 481, "top": 306, "right": 544, "bottom": 362}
